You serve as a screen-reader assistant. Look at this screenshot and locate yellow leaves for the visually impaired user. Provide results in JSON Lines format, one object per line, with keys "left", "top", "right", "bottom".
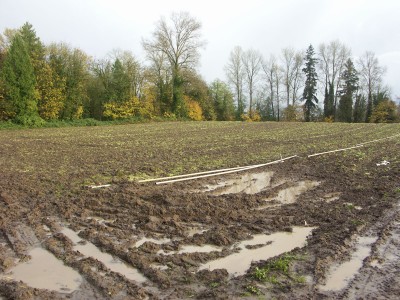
{"left": 103, "top": 93, "right": 158, "bottom": 120}
{"left": 73, "top": 105, "right": 84, "bottom": 119}
{"left": 36, "top": 61, "right": 65, "bottom": 120}
{"left": 241, "top": 111, "right": 261, "bottom": 122}
{"left": 184, "top": 95, "right": 203, "bottom": 121}
{"left": 103, "top": 100, "right": 135, "bottom": 120}
{"left": 370, "top": 100, "right": 398, "bottom": 123}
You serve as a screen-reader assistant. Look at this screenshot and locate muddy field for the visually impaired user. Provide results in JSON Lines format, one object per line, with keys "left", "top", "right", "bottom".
{"left": 0, "top": 121, "right": 399, "bottom": 299}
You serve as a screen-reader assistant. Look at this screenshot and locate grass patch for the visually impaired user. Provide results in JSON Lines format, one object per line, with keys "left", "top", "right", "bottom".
{"left": 252, "top": 254, "right": 306, "bottom": 287}
{"left": 245, "top": 285, "right": 262, "bottom": 296}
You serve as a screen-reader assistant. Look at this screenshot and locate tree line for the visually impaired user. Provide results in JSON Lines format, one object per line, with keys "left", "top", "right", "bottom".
{"left": 0, "top": 13, "right": 398, "bottom": 126}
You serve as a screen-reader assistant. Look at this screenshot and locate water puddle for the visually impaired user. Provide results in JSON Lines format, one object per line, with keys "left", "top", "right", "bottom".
{"left": 205, "top": 171, "right": 274, "bottom": 195}
{"left": 61, "top": 227, "right": 147, "bottom": 283}
{"left": 198, "top": 226, "right": 315, "bottom": 276}
{"left": 2, "top": 247, "right": 82, "bottom": 293}
{"left": 186, "top": 227, "right": 208, "bottom": 237}
{"left": 319, "top": 236, "right": 378, "bottom": 291}
{"left": 150, "top": 264, "right": 169, "bottom": 271}
{"left": 273, "top": 181, "right": 320, "bottom": 204}
{"left": 134, "top": 237, "right": 172, "bottom": 247}
{"left": 158, "top": 244, "right": 222, "bottom": 255}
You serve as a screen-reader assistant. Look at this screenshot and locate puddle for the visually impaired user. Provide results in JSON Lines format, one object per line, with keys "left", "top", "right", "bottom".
{"left": 61, "top": 227, "right": 147, "bottom": 283}
{"left": 186, "top": 227, "right": 208, "bottom": 237}
{"left": 150, "top": 264, "right": 169, "bottom": 271}
{"left": 2, "top": 247, "right": 82, "bottom": 293}
{"left": 158, "top": 244, "right": 222, "bottom": 255}
{"left": 273, "top": 181, "right": 320, "bottom": 204}
{"left": 205, "top": 171, "right": 274, "bottom": 195}
{"left": 198, "top": 226, "right": 315, "bottom": 276}
{"left": 319, "top": 236, "right": 378, "bottom": 291}
{"left": 178, "top": 222, "right": 209, "bottom": 237}
{"left": 134, "top": 237, "right": 172, "bottom": 247}
{"left": 370, "top": 259, "right": 381, "bottom": 268}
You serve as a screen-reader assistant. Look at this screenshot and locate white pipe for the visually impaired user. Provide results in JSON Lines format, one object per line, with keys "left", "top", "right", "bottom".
{"left": 138, "top": 165, "right": 253, "bottom": 183}
{"left": 307, "top": 145, "right": 363, "bottom": 158}
{"left": 88, "top": 184, "right": 111, "bottom": 189}
{"left": 356, "top": 133, "right": 400, "bottom": 146}
{"left": 155, "top": 155, "right": 298, "bottom": 185}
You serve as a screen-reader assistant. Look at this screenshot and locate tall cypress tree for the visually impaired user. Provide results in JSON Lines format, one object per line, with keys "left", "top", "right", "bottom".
{"left": 338, "top": 58, "right": 358, "bottom": 122}
{"left": 302, "top": 45, "right": 318, "bottom": 122}
{"left": 1, "top": 34, "right": 43, "bottom": 125}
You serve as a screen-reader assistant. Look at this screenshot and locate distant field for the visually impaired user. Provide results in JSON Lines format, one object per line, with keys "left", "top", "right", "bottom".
{"left": 0, "top": 121, "right": 399, "bottom": 186}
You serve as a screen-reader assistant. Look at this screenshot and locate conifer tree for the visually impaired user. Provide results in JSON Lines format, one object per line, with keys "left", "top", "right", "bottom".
{"left": 1, "top": 34, "right": 43, "bottom": 125}
{"left": 338, "top": 58, "right": 358, "bottom": 122}
{"left": 302, "top": 45, "right": 318, "bottom": 122}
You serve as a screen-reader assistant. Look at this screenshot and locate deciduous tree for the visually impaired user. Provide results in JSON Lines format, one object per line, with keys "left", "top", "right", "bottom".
{"left": 357, "top": 51, "right": 386, "bottom": 122}
{"left": 319, "top": 40, "right": 351, "bottom": 119}
{"left": 242, "top": 49, "right": 262, "bottom": 118}
{"left": 208, "top": 79, "right": 235, "bottom": 121}
{"left": 142, "top": 12, "right": 205, "bottom": 117}
{"left": 225, "top": 46, "right": 245, "bottom": 119}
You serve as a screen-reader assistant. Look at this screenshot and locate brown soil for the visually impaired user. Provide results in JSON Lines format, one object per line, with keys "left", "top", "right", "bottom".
{"left": 0, "top": 122, "right": 399, "bottom": 299}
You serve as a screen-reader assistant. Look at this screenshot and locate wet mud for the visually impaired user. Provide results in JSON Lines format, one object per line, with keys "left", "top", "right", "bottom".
{"left": 0, "top": 124, "right": 399, "bottom": 299}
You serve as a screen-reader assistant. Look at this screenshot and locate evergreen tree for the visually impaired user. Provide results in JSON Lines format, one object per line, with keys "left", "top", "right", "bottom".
{"left": 110, "top": 58, "right": 130, "bottom": 103}
{"left": 323, "top": 81, "right": 335, "bottom": 120}
{"left": 1, "top": 35, "right": 43, "bottom": 125}
{"left": 338, "top": 58, "right": 358, "bottom": 122}
{"left": 19, "top": 22, "right": 45, "bottom": 70}
{"left": 353, "top": 94, "right": 366, "bottom": 123}
{"left": 302, "top": 45, "right": 318, "bottom": 122}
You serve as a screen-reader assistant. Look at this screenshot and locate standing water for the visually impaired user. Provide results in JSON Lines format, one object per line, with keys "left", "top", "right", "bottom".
{"left": 61, "top": 227, "right": 147, "bottom": 283}
{"left": 198, "top": 226, "right": 315, "bottom": 276}
{"left": 2, "top": 247, "right": 82, "bottom": 293}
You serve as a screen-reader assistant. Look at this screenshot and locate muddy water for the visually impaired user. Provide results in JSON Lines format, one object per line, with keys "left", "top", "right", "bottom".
{"left": 2, "top": 247, "right": 82, "bottom": 293}
{"left": 158, "top": 244, "right": 222, "bottom": 255}
{"left": 186, "top": 227, "right": 208, "bottom": 237}
{"left": 198, "top": 226, "right": 315, "bottom": 276}
{"left": 319, "top": 236, "right": 378, "bottom": 291}
{"left": 273, "top": 181, "right": 320, "bottom": 204}
{"left": 61, "top": 227, "right": 147, "bottom": 283}
{"left": 134, "top": 237, "right": 172, "bottom": 247}
{"left": 205, "top": 171, "right": 274, "bottom": 195}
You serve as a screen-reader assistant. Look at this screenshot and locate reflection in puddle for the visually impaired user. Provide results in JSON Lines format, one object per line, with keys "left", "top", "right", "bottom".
{"left": 3, "top": 247, "right": 82, "bottom": 293}
{"left": 61, "top": 227, "right": 147, "bottom": 283}
{"left": 273, "top": 181, "right": 320, "bottom": 204}
{"left": 319, "top": 236, "right": 378, "bottom": 291}
{"left": 205, "top": 171, "right": 274, "bottom": 195}
{"left": 158, "top": 244, "right": 222, "bottom": 255}
{"left": 134, "top": 237, "right": 172, "bottom": 247}
{"left": 198, "top": 226, "right": 315, "bottom": 276}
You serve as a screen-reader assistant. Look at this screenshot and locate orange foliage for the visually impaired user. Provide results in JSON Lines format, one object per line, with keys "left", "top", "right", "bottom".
{"left": 184, "top": 95, "right": 203, "bottom": 121}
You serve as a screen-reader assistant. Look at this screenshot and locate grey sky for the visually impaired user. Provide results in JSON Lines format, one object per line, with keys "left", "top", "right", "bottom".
{"left": 1, "top": 0, "right": 399, "bottom": 99}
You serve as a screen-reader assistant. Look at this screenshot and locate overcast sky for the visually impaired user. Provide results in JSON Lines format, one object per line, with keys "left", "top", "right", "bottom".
{"left": 1, "top": 0, "right": 399, "bottom": 100}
